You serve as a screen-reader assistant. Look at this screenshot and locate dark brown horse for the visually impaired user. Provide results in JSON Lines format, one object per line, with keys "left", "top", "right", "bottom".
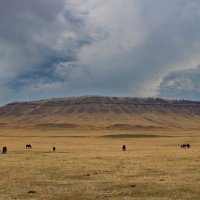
{"left": 53, "top": 147, "right": 56, "bottom": 152}
{"left": 181, "top": 144, "right": 190, "bottom": 149}
{"left": 122, "top": 145, "right": 126, "bottom": 151}
{"left": 2, "top": 146, "right": 7, "bottom": 154}
{"left": 26, "top": 144, "right": 32, "bottom": 149}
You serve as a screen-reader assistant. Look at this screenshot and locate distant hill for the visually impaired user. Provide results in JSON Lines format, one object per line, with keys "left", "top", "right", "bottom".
{"left": 0, "top": 96, "right": 200, "bottom": 130}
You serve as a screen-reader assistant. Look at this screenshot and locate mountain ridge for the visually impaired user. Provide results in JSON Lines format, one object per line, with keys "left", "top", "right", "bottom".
{"left": 0, "top": 96, "right": 200, "bottom": 130}
{"left": 5, "top": 96, "right": 200, "bottom": 106}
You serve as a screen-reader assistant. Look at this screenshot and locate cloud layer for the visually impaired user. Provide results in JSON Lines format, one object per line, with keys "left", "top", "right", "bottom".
{"left": 158, "top": 66, "right": 200, "bottom": 100}
{"left": 1, "top": 0, "right": 200, "bottom": 104}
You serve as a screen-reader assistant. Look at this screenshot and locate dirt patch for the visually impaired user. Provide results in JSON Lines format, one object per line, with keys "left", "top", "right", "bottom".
{"left": 101, "top": 134, "right": 172, "bottom": 138}
{"left": 107, "top": 124, "right": 163, "bottom": 130}
{"left": 35, "top": 123, "right": 78, "bottom": 128}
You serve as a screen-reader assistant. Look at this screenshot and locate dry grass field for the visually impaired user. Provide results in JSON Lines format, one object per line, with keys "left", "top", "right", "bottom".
{"left": 0, "top": 128, "right": 200, "bottom": 200}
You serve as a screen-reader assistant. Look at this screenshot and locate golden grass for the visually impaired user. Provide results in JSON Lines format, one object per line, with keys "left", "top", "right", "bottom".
{"left": 0, "top": 128, "right": 200, "bottom": 199}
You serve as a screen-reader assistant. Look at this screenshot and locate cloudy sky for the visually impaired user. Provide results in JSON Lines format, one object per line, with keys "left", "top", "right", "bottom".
{"left": 1, "top": 0, "right": 200, "bottom": 105}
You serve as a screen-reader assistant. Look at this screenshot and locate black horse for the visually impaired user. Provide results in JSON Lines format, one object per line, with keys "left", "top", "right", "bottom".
{"left": 181, "top": 144, "right": 190, "bottom": 149}
{"left": 122, "top": 145, "right": 126, "bottom": 151}
{"left": 26, "top": 144, "right": 32, "bottom": 149}
{"left": 53, "top": 147, "right": 56, "bottom": 152}
{"left": 2, "top": 146, "right": 7, "bottom": 154}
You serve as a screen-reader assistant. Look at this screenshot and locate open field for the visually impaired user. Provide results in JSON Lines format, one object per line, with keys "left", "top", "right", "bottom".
{"left": 0, "top": 128, "right": 200, "bottom": 200}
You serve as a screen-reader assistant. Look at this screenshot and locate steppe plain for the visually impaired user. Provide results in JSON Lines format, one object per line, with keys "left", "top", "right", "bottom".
{"left": 1, "top": 97, "right": 200, "bottom": 199}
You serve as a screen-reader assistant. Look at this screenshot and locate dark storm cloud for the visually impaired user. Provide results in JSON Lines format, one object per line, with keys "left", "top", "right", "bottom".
{"left": 0, "top": 0, "right": 101, "bottom": 104}
{"left": 1, "top": 0, "right": 200, "bottom": 104}
{"left": 158, "top": 66, "right": 200, "bottom": 100}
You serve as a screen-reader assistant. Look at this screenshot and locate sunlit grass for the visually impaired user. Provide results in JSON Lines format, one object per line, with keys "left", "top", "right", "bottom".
{"left": 0, "top": 128, "right": 200, "bottom": 199}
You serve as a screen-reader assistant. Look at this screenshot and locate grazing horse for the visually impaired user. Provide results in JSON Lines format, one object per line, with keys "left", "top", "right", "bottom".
{"left": 2, "top": 146, "right": 7, "bottom": 154}
{"left": 122, "top": 145, "right": 126, "bottom": 151}
{"left": 53, "top": 147, "right": 56, "bottom": 152}
{"left": 181, "top": 144, "right": 190, "bottom": 149}
{"left": 186, "top": 144, "right": 191, "bottom": 148}
{"left": 26, "top": 144, "right": 32, "bottom": 149}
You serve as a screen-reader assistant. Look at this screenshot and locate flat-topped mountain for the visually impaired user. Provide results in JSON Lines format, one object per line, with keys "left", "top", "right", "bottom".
{"left": 0, "top": 96, "right": 200, "bottom": 129}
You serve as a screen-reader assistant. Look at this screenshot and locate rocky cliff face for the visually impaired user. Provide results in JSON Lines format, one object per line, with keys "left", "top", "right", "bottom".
{"left": 0, "top": 96, "right": 200, "bottom": 129}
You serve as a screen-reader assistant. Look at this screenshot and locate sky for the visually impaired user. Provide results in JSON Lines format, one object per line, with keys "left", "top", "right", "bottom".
{"left": 1, "top": 0, "right": 200, "bottom": 105}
